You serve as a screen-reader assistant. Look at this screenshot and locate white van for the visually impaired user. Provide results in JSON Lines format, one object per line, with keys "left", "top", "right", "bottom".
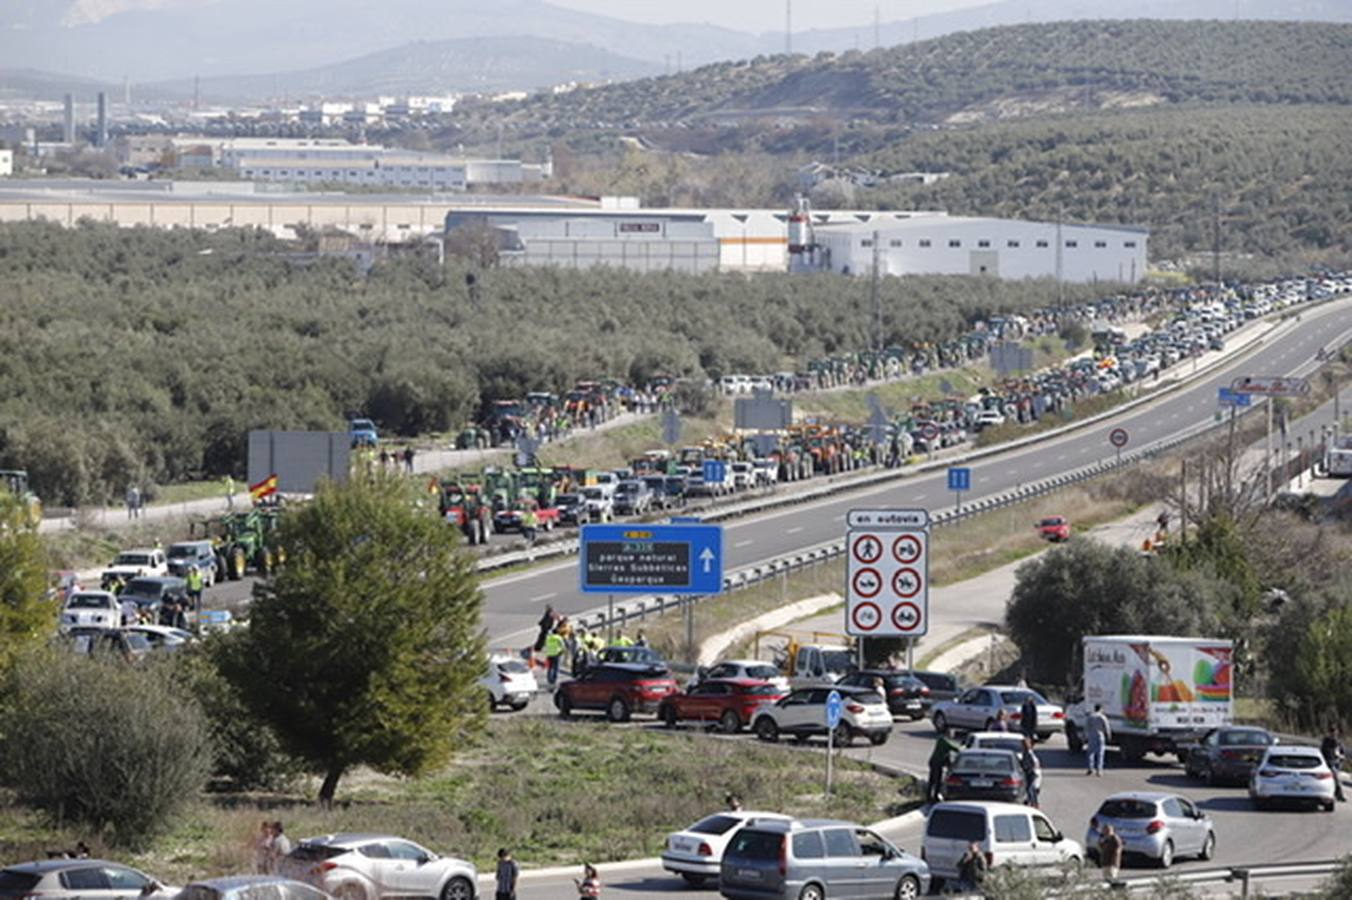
{"left": 921, "top": 801, "right": 1082, "bottom": 888}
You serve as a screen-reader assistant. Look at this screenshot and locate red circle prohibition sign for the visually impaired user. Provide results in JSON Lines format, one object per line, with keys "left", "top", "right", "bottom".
{"left": 852, "top": 534, "right": 884, "bottom": 564}
{"left": 892, "top": 602, "right": 922, "bottom": 632}
{"left": 892, "top": 567, "right": 923, "bottom": 599}
{"left": 892, "top": 533, "right": 923, "bottom": 564}
{"left": 1109, "top": 427, "right": 1129, "bottom": 448}
{"left": 852, "top": 567, "right": 883, "bottom": 599}
{"left": 852, "top": 601, "right": 882, "bottom": 632}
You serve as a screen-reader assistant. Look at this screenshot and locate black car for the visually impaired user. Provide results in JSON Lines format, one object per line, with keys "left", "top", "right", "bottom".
{"left": 555, "top": 492, "right": 589, "bottom": 526}
{"left": 836, "top": 668, "right": 931, "bottom": 720}
{"left": 641, "top": 476, "right": 672, "bottom": 510}
{"left": 903, "top": 669, "right": 962, "bottom": 704}
{"left": 119, "top": 576, "right": 188, "bottom": 619}
{"left": 944, "top": 749, "right": 1027, "bottom": 803}
{"left": 1184, "top": 726, "right": 1277, "bottom": 785}
{"left": 662, "top": 475, "right": 689, "bottom": 507}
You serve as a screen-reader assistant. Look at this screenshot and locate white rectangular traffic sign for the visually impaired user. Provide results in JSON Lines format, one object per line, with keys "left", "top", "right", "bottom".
{"left": 845, "top": 508, "right": 929, "bottom": 638}
{"left": 1229, "top": 375, "right": 1311, "bottom": 397}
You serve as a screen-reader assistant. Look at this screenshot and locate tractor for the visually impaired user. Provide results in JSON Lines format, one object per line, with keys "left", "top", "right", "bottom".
{"left": 438, "top": 478, "right": 494, "bottom": 545}
{"left": 0, "top": 469, "right": 41, "bottom": 525}
{"left": 192, "top": 508, "right": 284, "bottom": 581}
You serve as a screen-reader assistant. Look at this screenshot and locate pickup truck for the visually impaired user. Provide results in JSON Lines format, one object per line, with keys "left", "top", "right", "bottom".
{"left": 349, "top": 418, "right": 379, "bottom": 448}
{"left": 102, "top": 548, "right": 169, "bottom": 585}
{"left": 494, "top": 501, "right": 560, "bottom": 534}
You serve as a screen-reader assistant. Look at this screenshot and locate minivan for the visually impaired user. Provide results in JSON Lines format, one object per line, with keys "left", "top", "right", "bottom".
{"left": 922, "top": 801, "right": 1082, "bottom": 889}
{"left": 720, "top": 818, "right": 929, "bottom": 900}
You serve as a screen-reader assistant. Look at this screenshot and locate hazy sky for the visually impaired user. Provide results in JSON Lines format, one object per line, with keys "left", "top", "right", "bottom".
{"left": 548, "top": 0, "right": 996, "bottom": 33}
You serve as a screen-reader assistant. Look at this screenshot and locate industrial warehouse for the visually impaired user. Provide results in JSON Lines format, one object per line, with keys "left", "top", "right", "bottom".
{"left": 0, "top": 180, "right": 1148, "bottom": 282}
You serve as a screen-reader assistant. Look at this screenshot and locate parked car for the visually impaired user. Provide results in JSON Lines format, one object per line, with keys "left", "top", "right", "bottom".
{"left": 0, "top": 860, "right": 176, "bottom": 900}
{"left": 751, "top": 686, "right": 892, "bottom": 747}
{"left": 480, "top": 655, "right": 538, "bottom": 712}
{"left": 62, "top": 627, "right": 152, "bottom": 661}
{"left": 662, "top": 475, "right": 689, "bottom": 507}
{"left": 943, "top": 750, "right": 1027, "bottom": 803}
{"left": 1036, "top": 516, "right": 1071, "bottom": 542}
{"left": 661, "top": 810, "right": 793, "bottom": 888}
{"left": 102, "top": 547, "right": 168, "bottom": 583}
{"left": 905, "top": 670, "right": 962, "bottom": 704}
{"left": 729, "top": 462, "right": 755, "bottom": 490}
{"left": 554, "top": 492, "right": 589, "bottom": 526}
{"left": 836, "top": 669, "right": 931, "bottom": 720}
{"left": 921, "top": 801, "right": 1083, "bottom": 889}
{"left": 349, "top": 418, "right": 379, "bottom": 448}
{"left": 719, "top": 818, "right": 929, "bottom": 900}
{"left": 126, "top": 624, "right": 196, "bottom": 652}
{"left": 931, "top": 685, "right": 1065, "bottom": 740}
{"left": 696, "top": 659, "right": 789, "bottom": 692}
{"left": 119, "top": 575, "right": 189, "bottom": 621}
{"left": 1085, "top": 792, "right": 1215, "bottom": 869}
{"left": 613, "top": 479, "right": 654, "bottom": 516}
{"left": 176, "top": 876, "right": 329, "bottom": 900}
{"left": 640, "top": 476, "right": 673, "bottom": 510}
{"left": 166, "top": 540, "right": 219, "bottom": 584}
{"left": 963, "top": 731, "right": 1031, "bottom": 756}
{"left": 1183, "top": 726, "right": 1277, "bottom": 785}
{"left": 60, "top": 590, "right": 122, "bottom": 630}
{"left": 1249, "top": 745, "right": 1338, "bottom": 811}
{"left": 657, "top": 678, "right": 786, "bottom": 733}
{"left": 580, "top": 486, "right": 614, "bottom": 522}
{"left": 280, "top": 834, "right": 476, "bottom": 900}
{"left": 554, "top": 662, "right": 678, "bottom": 722}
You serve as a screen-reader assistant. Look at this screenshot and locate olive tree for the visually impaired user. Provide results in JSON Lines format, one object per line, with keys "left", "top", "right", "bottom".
{"left": 221, "top": 475, "right": 486, "bottom": 803}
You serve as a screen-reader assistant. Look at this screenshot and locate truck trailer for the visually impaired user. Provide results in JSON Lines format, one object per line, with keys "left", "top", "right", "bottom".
{"left": 1065, "top": 635, "right": 1234, "bottom": 762}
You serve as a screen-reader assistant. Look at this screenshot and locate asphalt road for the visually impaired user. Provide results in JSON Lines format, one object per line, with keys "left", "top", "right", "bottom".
{"left": 476, "top": 298, "right": 1352, "bottom": 650}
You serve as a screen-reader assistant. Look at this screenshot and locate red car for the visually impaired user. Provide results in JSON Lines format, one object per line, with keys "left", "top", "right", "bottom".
{"left": 554, "top": 663, "right": 679, "bottom": 722}
{"left": 657, "top": 678, "right": 787, "bottom": 733}
{"left": 1036, "top": 515, "right": 1071, "bottom": 542}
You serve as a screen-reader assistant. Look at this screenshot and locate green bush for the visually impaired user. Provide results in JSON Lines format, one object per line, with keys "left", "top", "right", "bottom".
{"left": 0, "top": 651, "right": 211, "bottom": 847}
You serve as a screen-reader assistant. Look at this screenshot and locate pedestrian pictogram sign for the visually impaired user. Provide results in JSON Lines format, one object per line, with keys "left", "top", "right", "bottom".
{"left": 845, "top": 507, "right": 929, "bottom": 637}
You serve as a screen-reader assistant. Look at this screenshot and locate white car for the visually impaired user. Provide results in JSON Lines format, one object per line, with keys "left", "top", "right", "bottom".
{"left": 729, "top": 461, "right": 755, "bottom": 490}
{"left": 61, "top": 590, "right": 122, "bottom": 630}
{"left": 580, "top": 486, "right": 613, "bottom": 522}
{"left": 127, "top": 624, "right": 197, "bottom": 652}
{"left": 661, "top": 810, "right": 792, "bottom": 887}
{"left": 751, "top": 686, "right": 892, "bottom": 746}
{"left": 1249, "top": 745, "right": 1338, "bottom": 812}
{"left": 923, "top": 801, "right": 1083, "bottom": 888}
{"left": 962, "top": 731, "right": 1030, "bottom": 755}
{"left": 280, "top": 833, "right": 477, "bottom": 900}
{"left": 975, "top": 410, "right": 1006, "bottom": 429}
{"left": 481, "top": 656, "right": 538, "bottom": 712}
{"left": 0, "top": 859, "right": 177, "bottom": 900}
{"left": 698, "top": 659, "right": 789, "bottom": 692}
{"left": 102, "top": 548, "right": 168, "bottom": 582}
{"left": 930, "top": 685, "right": 1065, "bottom": 740}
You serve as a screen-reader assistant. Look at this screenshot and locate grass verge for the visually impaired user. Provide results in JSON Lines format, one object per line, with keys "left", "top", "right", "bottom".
{"left": 0, "top": 718, "right": 917, "bottom": 882}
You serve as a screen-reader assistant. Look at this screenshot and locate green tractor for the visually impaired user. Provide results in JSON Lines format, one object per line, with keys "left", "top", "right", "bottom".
{"left": 0, "top": 469, "right": 41, "bottom": 525}
{"left": 193, "top": 508, "right": 285, "bottom": 581}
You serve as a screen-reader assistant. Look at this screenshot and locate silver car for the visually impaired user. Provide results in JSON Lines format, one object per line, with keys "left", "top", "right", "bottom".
{"left": 0, "top": 860, "right": 176, "bottom": 900}
{"left": 930, "top": 685, "right": 1064, "bottom": 739}
{"left": 1085, "top": 792, "right": 1215, "bottom": 868}
{"left": 280, "top": 833, "right": 477, "bottom": 900}
{"left": 176, "top": 877, "right": 331, "bottom": 900}
{"left": 718, "top": 818, "right": 929, "bottom": 900}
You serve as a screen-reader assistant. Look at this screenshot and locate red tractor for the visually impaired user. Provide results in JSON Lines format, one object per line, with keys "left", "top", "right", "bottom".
{"left": 439, "top": 479, "right": 494, "bottom": 545}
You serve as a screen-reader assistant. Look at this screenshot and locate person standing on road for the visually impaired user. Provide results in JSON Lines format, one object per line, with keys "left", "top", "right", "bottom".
{"left": 494, "top": 848, "right": 518, "bottom": 900}
{"left": 991, "top": 709, "right": 1010, "bottom": 733}
{"left": 535, "top": 605, "right": 558, "bottom": 656}
{"left": 955, "top": 842, "right": 987, "bottom": 894}
{"left": 926, "top": 735, "right": 959, "bottom": 804}
{"left": 1020, "top": 695, "right": 1039, "bottom": 743}
{"left": 125, "top": 484, "right": 141, "bottom": 520}
{"left": 521, "top": 506, "right": 539, "bottom": 546}
{"left": 403, "top": 446, "right": 415, "bottom": 474}
{"left": 1020, "top": 737, "right": 1042, "bottom": 808}
{"left": 223, "top": 475, "right": 236, "bottom": 510}
{"left": 1086, "top": 704, "right": 1111, "bottom": 776}
{"left": 185, "top": 565, "right": 204, "bottom": 620}
{"left": 1321, "top": 725, "right": 1347, "bottom": 802}
{"left": 1098, "top": 824, "right": 1124, "bottom": 881}
{"left": 575, "top": 863, "right": 601, "bottom": 900}
{"left": 613, "top": 630, "right": 634, "bottom": 648}
{"left": 543, "top": 628, "right": 566, "bottom": 688}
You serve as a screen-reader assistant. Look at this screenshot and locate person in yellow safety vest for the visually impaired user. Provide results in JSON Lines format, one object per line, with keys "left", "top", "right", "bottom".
{"left": 613, "top": 631, "right": 635, "bottom": 648}
{"left": 522, "top": 506, "right": 539, "bottom": 546}
{"left": 543, "top": 629, "right": 566, "bottom": 687}
{"left": 185, "top": 565, "right": 205, "bottom": 622}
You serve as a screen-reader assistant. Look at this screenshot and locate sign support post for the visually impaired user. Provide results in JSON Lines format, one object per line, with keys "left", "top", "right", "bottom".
{"left": 947, "top": 468, "right": 971, "bottom": 514}
{"left": 824, "top": 689, "right": 843, "bottom": 799}
{"left": 607, "top": 595, "right": 614, "bottom": 643}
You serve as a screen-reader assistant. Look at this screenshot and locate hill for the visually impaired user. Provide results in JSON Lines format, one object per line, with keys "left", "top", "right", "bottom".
{"left": 156, "top": 37, "right": 663, "bottom": 102}
{"left": 463, "top": 19, "right": 1352, "bottom": 145}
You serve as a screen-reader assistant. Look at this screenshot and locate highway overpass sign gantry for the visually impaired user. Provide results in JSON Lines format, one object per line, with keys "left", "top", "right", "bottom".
{"left": 845, "top": 508, "right": 929, "bottom": 638}
{"left": 579, "top": 523, "right": 724, "bottom": 595}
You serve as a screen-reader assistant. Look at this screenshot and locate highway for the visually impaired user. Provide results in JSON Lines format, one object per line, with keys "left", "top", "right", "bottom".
{"left": 477, "top": 298, "right": 1352, "bottom": 648}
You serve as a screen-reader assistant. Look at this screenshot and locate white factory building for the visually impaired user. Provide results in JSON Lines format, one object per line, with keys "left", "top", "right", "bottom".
{"left": 217, "top": 138, "right": 551, "bottom": 190}
{"left": 809, "top": 216, "right": 1149, "bottom": 284}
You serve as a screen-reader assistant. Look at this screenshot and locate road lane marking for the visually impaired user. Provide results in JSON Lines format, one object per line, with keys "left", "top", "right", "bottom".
{"left": 528, "top": 592, "right": 557, "bottom": 604}
{"left": 734, "top": 539, "right": 755, "bottom": 548}
{"left": 785, "top": 526, "right": 804, "bottom": 534}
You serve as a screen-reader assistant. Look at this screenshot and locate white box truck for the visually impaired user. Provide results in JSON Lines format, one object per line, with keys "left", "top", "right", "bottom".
{"left": 1065, "top": 635, "right": 1234, "bottom": 762}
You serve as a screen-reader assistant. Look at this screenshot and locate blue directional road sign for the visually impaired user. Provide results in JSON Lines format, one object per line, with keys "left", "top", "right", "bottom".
{"left": 1218, "top": 387, "right": 1252, "bottom": 407}
{"left": 580, "top": 523, "right": 724, "bottom": 595}
{"left": 825, "top": 690, "right": 844, "bottom": 729}
{"left": 947, "top": 467, "right": 972, "bottom": 492}
{"left": 703, "top": 459, "right": 728, "bottom": 485}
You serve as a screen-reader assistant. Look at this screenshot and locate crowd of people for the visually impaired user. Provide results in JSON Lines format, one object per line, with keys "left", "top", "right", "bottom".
{"left": 533, "top": 605, "right": 647, "bottom": 686}
{"left": 251, "top": 821, "right": 293, "bottom": 875}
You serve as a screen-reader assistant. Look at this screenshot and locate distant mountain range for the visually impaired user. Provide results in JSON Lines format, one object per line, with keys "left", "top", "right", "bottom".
{"left": 2, "top": 0, "right": 1351, "bottom": 97}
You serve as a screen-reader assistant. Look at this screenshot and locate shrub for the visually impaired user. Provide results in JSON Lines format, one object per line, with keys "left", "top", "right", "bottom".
{"left": 0, "top": 651, "right": 211, "bottom": 847}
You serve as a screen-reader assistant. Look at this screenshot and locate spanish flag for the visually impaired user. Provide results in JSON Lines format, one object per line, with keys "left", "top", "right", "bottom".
{"left": 250, "top": 474, "right": 279, "bottom": 502}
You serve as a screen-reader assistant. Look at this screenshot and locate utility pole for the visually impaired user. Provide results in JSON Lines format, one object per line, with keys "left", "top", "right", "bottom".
{"left": 1265, "top": 397, "right": 1274, "bottom": 503}
{"left": 1180, "top": 458, "right": 1189, "bottom": 547}
{"left": 1055, "top": 210, "right": 1065, "bottom": 306}
{"left": 1212, "top": 195, "right": 1221, "bottom": 285}
{"left": 871, "top": 229, "right": 883, "bottom": 352}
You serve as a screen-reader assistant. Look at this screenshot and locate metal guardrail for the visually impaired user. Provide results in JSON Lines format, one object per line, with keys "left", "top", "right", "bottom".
{"left": 1102, "top": 858, "right": 1344, "bottom": 897}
